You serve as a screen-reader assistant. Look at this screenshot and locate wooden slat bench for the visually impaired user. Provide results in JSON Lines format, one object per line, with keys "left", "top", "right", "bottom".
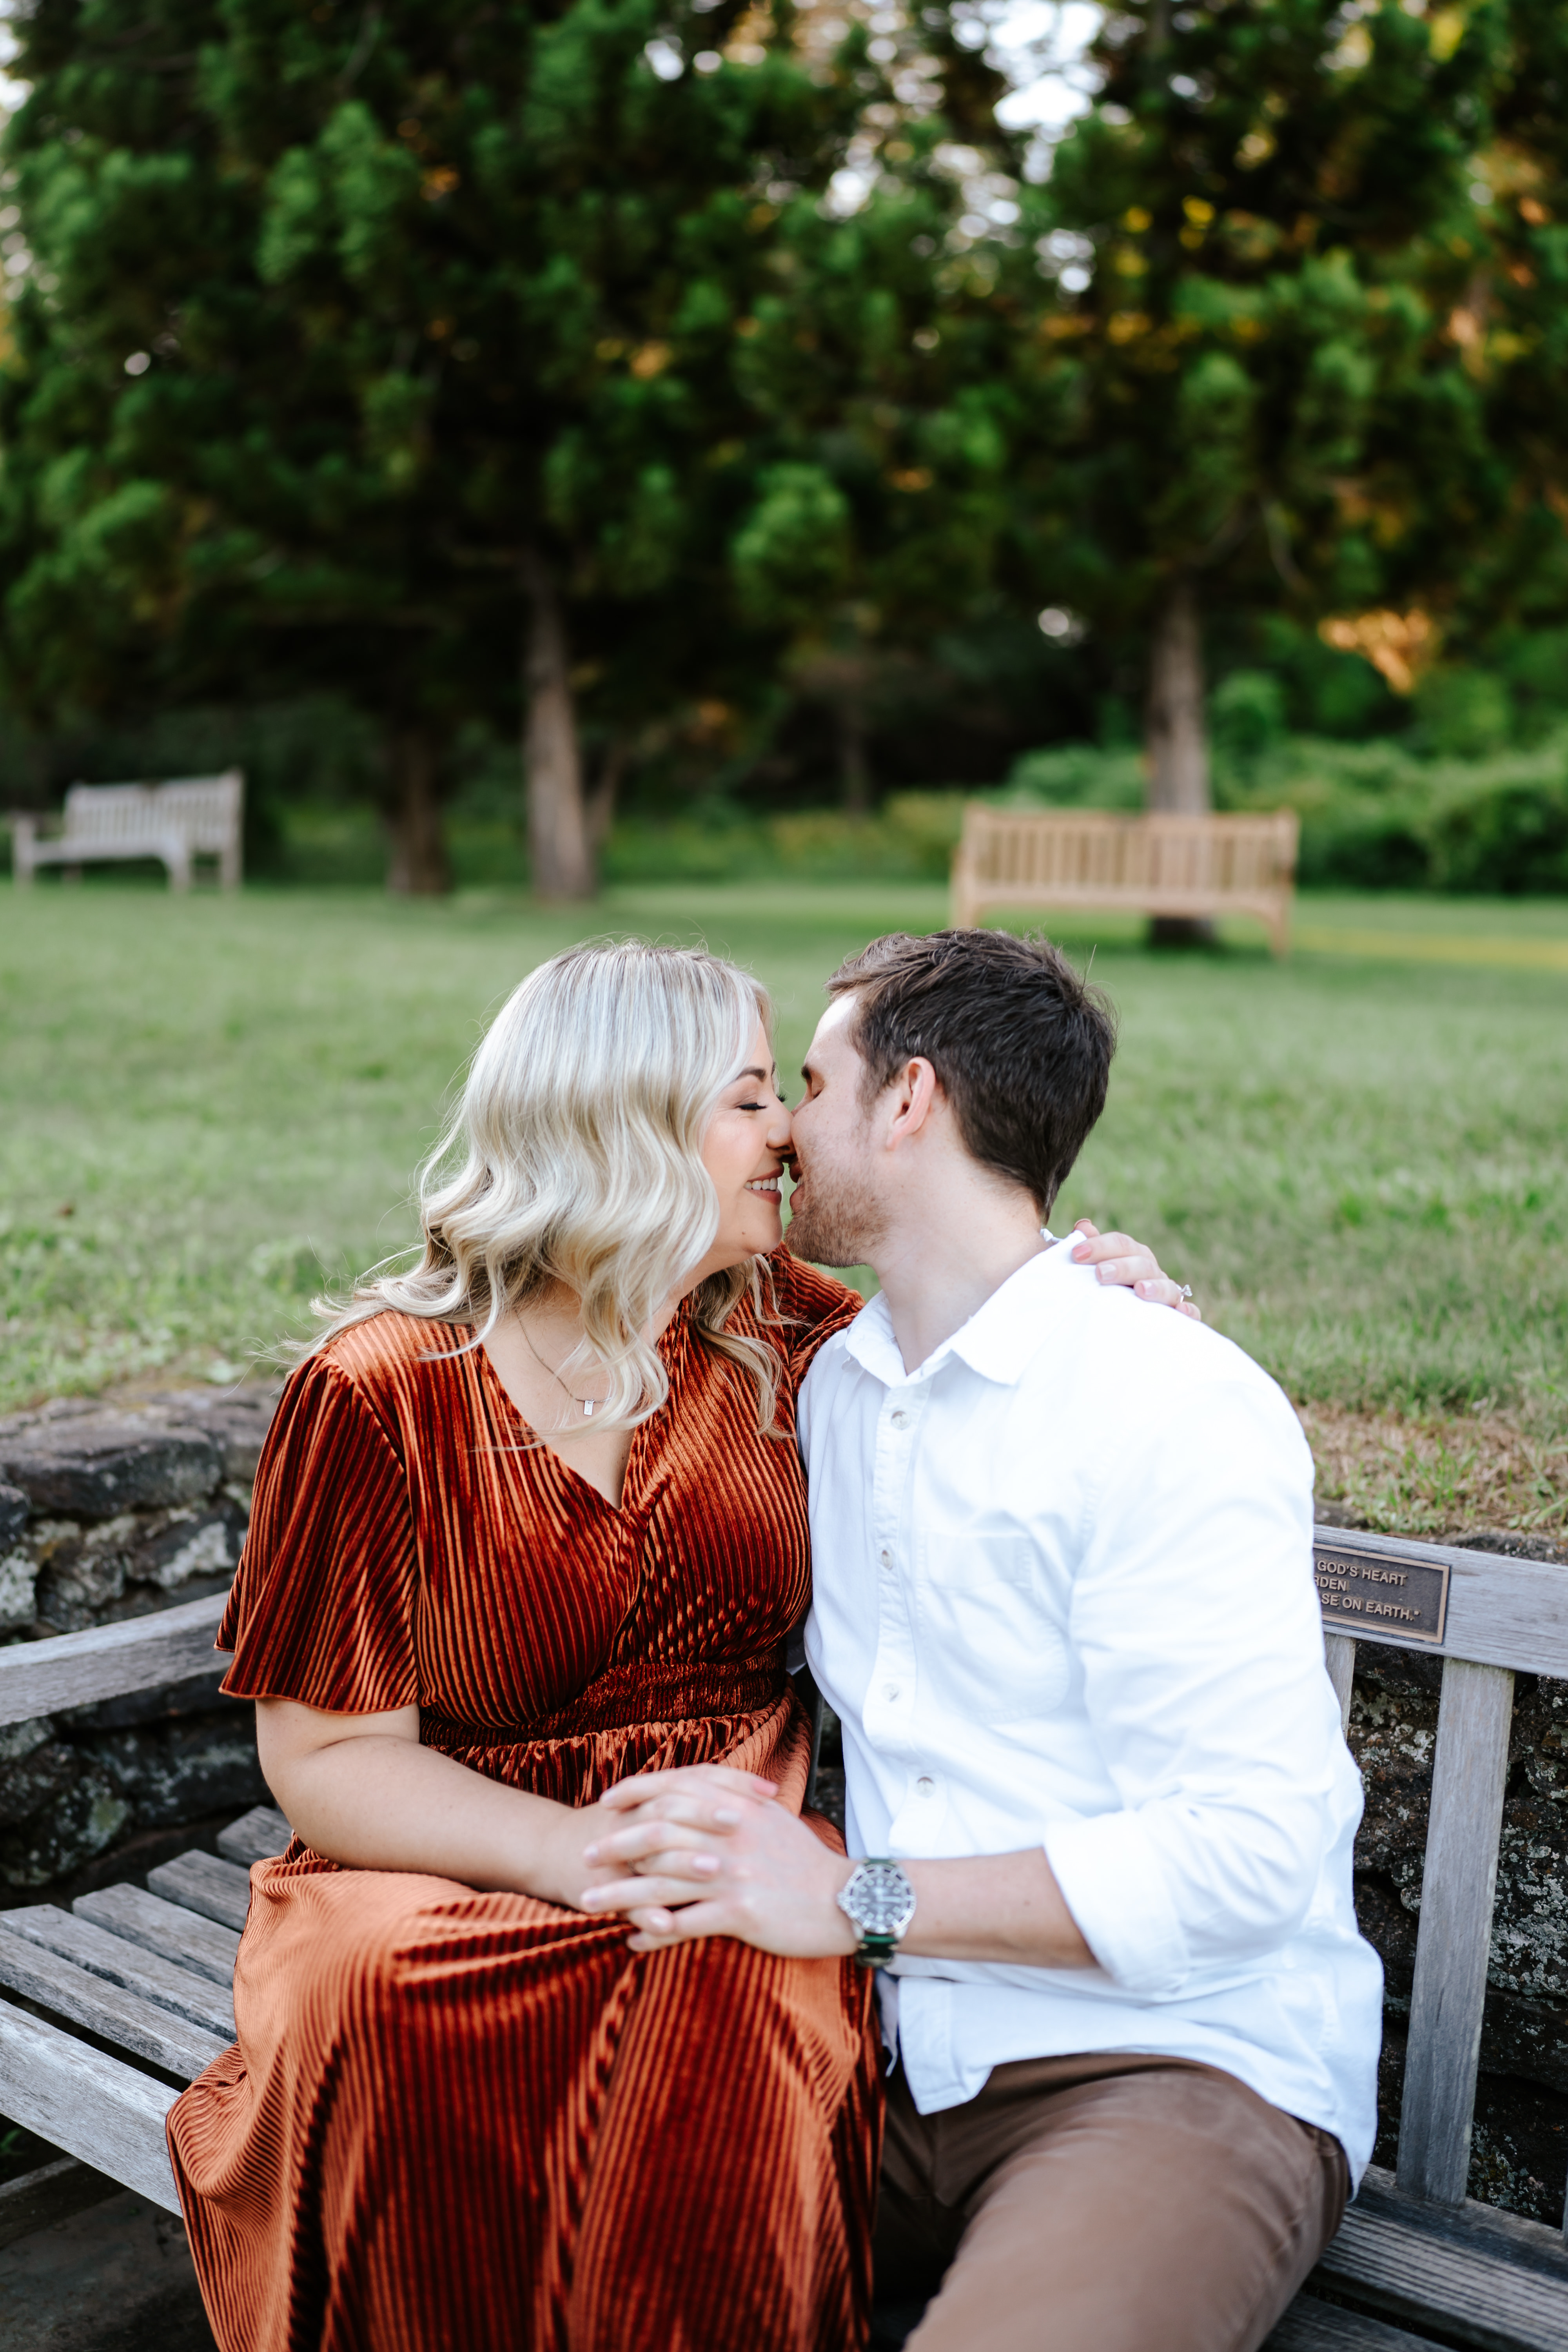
{"left": 8, "top": 771, "right": 244, "bottom": 892}
{"left": 949, "top": 804, "right": 1300, "bottom": 955}
{"left": 4, "top": 1539, "right": 1568, "bottom": 2352}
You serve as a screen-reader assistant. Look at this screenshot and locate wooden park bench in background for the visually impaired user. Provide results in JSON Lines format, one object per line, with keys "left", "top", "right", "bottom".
{"left": 7, "top": 771, "right": 245, "bottom": 893}
{"left": 950, "top": 804, "right": 1300, "bottom": 956}
{"left": 5, "top": 1530, "right": 1568, "bottom": 2352}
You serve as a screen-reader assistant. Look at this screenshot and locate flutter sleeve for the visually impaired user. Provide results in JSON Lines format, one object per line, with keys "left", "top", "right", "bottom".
{"left": 766, "top": 1244, "right": 868, "bottom": 1392}
{"left": 217, "top": 1350, "right": 420, "bottom": 1715}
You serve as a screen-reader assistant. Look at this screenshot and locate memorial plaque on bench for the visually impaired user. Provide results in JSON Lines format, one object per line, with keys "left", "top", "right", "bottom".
{"left": 1314, "top": 1538, "right": 1450, "bottom": 1647}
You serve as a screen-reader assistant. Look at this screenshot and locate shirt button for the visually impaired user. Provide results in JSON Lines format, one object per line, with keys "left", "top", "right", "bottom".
{"left": 884, "top": 1684, "right": 901, "bottom": 1701}
{"left": 880, "top": 1549, "right": 893, "bottom": 1569}
{"left": 891, "top": 1409, "right": 909, "bottom": 1427}
{"left": 916, "top": 1775, "right": 936, "bottom": 1797}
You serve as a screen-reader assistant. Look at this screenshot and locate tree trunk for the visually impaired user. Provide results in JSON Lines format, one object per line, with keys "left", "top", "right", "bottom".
{"left": 384, "top": 725, "right": 451, "bottom": 895}
{"left": 521, "top": 548, "right": 595, "bottom": 900}
{"left": 585, "top": 738, "right": 628, "bottom": 855}
{"left": 839, "top": 702, "right": 871, "bottom": 817}
{"left": 1145, "top": 574, "right": 1214, "bottom": 947}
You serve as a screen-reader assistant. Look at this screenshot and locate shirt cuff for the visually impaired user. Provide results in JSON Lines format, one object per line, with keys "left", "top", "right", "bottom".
{"left": 1043, "top": 1811, "right": 1191, "bottom": 1998}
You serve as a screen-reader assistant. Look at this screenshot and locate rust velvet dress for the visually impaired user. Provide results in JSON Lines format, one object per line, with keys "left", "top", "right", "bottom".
{"left": 167, "top": 1250, "right": 880, "bottom": 2352}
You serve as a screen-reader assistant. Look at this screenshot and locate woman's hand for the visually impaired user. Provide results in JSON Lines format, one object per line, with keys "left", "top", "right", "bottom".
{"left": 583, "top": 1767, "right": 855, "bottom": 1957}
{"left": 1069, "top": 1218, "right": 1200, "bottom": 1319}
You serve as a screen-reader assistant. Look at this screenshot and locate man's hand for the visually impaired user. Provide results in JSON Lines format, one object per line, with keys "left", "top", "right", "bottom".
{"left": 1071, "top": 1219, "right": 1200, "bottom": 1320}
{"left": 581, "top": 1766, "right": 857, "bottom": 1957}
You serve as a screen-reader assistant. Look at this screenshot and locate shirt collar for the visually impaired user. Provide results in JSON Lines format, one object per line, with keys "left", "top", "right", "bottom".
{"left": 843, "top": 1233, "right": 1079, "bottom": 1391}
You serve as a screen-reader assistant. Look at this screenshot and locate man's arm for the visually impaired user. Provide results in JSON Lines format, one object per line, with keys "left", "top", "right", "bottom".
{"left": 579, "top": 1776, "right": 1096, "bottom": 1964}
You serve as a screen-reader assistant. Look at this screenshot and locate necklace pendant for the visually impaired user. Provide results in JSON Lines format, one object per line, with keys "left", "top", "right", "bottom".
{"left": 583, "top": 1399, "right": 594, "bottom": 1418}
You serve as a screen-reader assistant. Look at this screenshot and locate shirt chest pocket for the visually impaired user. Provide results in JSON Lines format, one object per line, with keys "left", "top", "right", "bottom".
{"left": 915, "top": 1533, "right": 1071, "bottom": 1726}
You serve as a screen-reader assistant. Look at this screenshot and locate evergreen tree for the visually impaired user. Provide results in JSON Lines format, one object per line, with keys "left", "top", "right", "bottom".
{"left": 0, "top": 0, "right": 873, "bottom": 892}
{"left": 1036, "top": 0, "right": 1507, "bottom": 868}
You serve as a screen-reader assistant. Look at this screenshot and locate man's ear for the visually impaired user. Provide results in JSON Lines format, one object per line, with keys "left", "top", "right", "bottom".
{"left": 882, "top": 1057, "right": 942, "bottom": 1149}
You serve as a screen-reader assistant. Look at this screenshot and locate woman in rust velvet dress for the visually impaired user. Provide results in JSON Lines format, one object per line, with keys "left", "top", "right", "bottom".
{"left": 167, "top": 941, "right": 1180, "bottom": 2352}
{"left": 167, "top": 945, "right": 881, "bottom": 2352}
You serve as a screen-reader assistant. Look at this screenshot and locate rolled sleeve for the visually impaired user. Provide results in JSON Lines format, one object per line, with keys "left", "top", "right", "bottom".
{"left": 1044, "top": 1809, "right": 1190, "bottom": 1996}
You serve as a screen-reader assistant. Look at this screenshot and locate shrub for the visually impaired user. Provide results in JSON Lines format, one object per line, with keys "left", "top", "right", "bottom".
{"left": 1426, "top": 768, "right": 1568, "bottom": 894}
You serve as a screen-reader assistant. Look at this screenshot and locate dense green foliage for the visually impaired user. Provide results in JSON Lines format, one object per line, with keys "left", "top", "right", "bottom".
{"left": 1038, "top": 0, "right": 1506, "bottom": 643}
{"left": 0, "top": 0, "right": 1564, "bottom": 875}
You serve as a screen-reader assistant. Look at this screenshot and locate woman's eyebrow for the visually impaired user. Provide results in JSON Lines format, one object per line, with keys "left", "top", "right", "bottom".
{"left": 731, "top": 1065, "right": 769, "bottom": 1083}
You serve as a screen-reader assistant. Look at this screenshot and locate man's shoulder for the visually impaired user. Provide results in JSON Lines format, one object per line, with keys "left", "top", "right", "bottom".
{"left": 1030, "top": 1254, "right": 1300, "bottom": 1429}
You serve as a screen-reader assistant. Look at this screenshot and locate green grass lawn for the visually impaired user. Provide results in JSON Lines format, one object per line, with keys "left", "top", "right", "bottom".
{"left": 2, "top": 877, "right": 1565, "bottom": 1541}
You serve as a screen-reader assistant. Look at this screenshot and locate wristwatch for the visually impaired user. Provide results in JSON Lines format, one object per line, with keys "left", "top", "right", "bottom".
{"left": 836, "top": 1858, "right": 917, "bottom": 1969}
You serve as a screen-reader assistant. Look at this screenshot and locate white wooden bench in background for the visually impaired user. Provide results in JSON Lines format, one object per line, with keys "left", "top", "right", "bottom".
{"left": 5, "top": 1534, "right": 1568, "bottom": 2352}
{"left": 7, "top": 771, "right": 244, "bottom": 893}
{"left": 950, "top": 805, "right": 1300, "bottom": 956}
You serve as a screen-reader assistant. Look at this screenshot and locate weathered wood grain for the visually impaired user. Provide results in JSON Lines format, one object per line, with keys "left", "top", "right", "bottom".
{"left": 1324, "top": 1632, "right": 1357, "bottom": 1733}
{"left": 0, "top": 2003, "right": 179, "bottom": 2210}
{"left": 1316, "top": 2200, "right": 1568, "bottom": 2351}
{"left": 1265, "top": 2297, "right": 1437, "bottom": 2350}
{"left": 1314, "top": 1526, "right": 1568, "bottom": 1681}
{"left": 216, "top": 1805, "right": 291, "bottom": 1867}
{"left": 1397, "top": 1660, "right": 1515, "bottom": 2206}
{"left": 0, "top": 1591, "right": 230, "bottom": 1728}
{"left": 0, "top": 1926, "right": 227, "bottom": 2080}
{"left": 0, "top": 1905, "right": 235, "bottom": 2038}
{"left": 72, "top": 1885, "right": 240, "bottom": 1990}
{"left": 146, "top": 1851, "right": 252, "bottom": 1933}
{"left": 0, "top": 2151, "right": 121, "bottom": 2249}
{"left": 1353, "top": 2166, "right": 1568, "bottom": 2283}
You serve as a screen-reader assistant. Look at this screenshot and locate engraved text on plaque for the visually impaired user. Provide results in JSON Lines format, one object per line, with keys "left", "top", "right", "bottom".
{"left": 1314, "top": 1541, "right": 1450, "bottom": 1647}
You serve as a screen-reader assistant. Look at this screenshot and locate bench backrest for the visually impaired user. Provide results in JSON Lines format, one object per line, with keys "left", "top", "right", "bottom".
{"left": 959, "top": 806, "right": 1300, "bottom": 895}
{"left": 62, "top": 772, "right": 243, "bottom": 851}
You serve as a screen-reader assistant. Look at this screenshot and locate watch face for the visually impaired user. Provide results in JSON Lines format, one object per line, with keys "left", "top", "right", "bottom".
{"left": 848, "top": 1862, "right": 913, "bottom": 1936}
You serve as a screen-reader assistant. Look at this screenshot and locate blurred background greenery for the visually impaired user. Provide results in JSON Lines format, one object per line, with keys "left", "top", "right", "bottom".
{"left": 0, "top": 0, "right": 1563, "bottom": 900}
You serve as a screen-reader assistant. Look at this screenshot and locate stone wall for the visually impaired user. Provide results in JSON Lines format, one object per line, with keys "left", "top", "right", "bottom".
{"left": 0, "top": 1390, "right": 276, "bottom": 1893}
{"left": 3, "top": 1389, "right": 1567, "bottom": 2221}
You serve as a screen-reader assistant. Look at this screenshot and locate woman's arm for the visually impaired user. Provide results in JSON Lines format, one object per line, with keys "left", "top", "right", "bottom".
{"left": 256, "top": 1697, "right": 776, "bottom": 1911}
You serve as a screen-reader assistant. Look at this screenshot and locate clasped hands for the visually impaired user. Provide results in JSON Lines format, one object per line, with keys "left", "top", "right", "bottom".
{"left": 577, "top": 1765, "right": 858, "bottom": 1958}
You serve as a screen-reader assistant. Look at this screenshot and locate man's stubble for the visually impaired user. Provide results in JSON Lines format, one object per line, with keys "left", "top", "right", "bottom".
{"left": 783, "top": 1151, "right": 887, "bottom": 1270}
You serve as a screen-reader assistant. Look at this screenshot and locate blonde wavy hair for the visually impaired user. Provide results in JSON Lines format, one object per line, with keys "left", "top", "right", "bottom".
{"left": 316, "top": 941, "right": 786, "bottom": 1434}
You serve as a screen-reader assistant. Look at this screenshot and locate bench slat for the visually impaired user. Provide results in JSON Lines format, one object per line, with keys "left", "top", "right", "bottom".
{"left": 216, "top": 1804, "right": 292, "bottom": 1866}
{"left": 0, "top": 1925, "right": 228, "bottom": 2080}
{"left": 0, "top": 2152, "right": 121, "bottom": 2251}
{"left": 0, "top": 2002, "right": 179, "bottom": 2211}
{"left": 147, "top": 1851, "right": 253, "bottom": 1933}
{"left": 1397, "top": 1661, "right": 1515, "bottom": 2206}
{"left": 74, "top": 1885, "right": 241, "bottom": 1987}
{"left": 1354, "top": 2169, "right": 1568, "bottom": 2285}
{"left": 0, "top": 1592, "right": 230, "bottom": 1729}
{"left": 1316, "top": 2202, "right": 1568, "bottom": 2352}
{"left": 0, "top": 1905, "right": 236, "bottom": 2038}
{"left": 1325, "top": 1632, "right": 1357, "bottom": 1733}
{"left": 1266, "top": 2299, "right": 1440, "bottom": 2350}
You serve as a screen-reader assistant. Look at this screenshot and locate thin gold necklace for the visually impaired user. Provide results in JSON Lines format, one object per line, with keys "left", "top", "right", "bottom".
{"left": 519, "top": 1317, "right": 602, "bottom": 1419}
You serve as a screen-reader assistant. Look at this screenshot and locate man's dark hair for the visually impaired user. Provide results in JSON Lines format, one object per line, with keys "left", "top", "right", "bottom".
{"left": 825, "top": 929, "right": 1116, "bottom": 1214}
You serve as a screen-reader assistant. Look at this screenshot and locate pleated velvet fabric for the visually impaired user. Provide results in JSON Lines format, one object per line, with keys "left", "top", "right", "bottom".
{"left": 167, "top": 1249, "right": 881, "bottom": 2352}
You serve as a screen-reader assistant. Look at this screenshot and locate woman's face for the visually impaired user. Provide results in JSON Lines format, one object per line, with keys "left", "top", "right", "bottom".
{"left": 690, "top": 1018, "right": 794, "bottom": 1283}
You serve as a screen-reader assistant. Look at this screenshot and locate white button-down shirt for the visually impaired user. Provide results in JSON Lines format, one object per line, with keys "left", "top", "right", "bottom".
{"left": 800, "top": 1238, "right": 1382, "bottom": 2177}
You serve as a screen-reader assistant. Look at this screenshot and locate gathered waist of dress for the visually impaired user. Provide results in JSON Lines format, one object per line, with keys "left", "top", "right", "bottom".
{"left": 422, "top": 1648, "right": 789, "bottom": 1747}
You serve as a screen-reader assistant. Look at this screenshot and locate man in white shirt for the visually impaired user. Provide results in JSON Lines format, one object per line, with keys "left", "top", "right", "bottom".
{"left": 590, "top": 927, "right": 1383, "bottom": 2352}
